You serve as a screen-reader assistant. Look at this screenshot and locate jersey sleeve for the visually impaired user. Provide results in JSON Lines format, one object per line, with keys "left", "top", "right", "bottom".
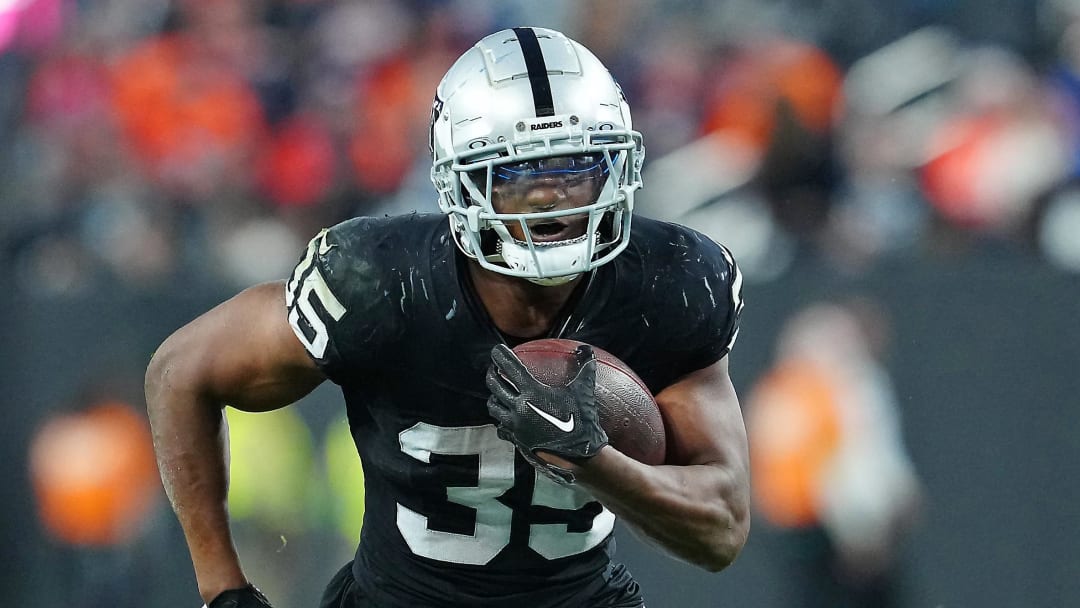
{"left": 285, "top": 220, "right": 398, "bottom": 383}
{"left": 710, "top": 242, "right": 744, "bottom": 359}
{"left": 661, "top": 230, "right": 745, "bottom": 375}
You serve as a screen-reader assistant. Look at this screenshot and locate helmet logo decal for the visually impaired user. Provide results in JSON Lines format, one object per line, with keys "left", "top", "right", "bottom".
{"left": 428, "top": 94, "right": 443, "bottom": 154}
{"left": 511, "top": 27, "right": 555, "bottom": 117}
{"left": 431, "top": 95, "right": 444, "bottom": 121}
{"left": 530, "top": 120, "right": 563, "bottom": 130}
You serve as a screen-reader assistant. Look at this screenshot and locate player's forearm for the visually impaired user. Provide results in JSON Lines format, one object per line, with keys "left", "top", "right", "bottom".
{"left": 145, "top": 349, "right": 248, "bottom": 602}
{"left": 567, "top": 447, "right": 750, "bottom": 572}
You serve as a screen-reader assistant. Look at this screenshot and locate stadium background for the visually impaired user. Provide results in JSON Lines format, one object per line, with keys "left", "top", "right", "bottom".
{"left": 1, "top": 1, "right": 1078, "bottom": 606}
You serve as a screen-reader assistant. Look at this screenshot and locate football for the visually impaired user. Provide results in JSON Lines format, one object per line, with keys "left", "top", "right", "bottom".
{"left": 511, "top": 339, "right": 666, "bottom": 465}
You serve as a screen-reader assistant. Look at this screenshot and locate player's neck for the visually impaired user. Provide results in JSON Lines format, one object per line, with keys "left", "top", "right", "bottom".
{"left": 467, "top": 261, "right": 583, "bottom": 340}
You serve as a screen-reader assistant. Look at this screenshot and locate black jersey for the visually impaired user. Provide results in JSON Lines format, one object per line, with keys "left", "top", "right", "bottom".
{"left": 285, "top": 213, "right": 743, "bottom": 607}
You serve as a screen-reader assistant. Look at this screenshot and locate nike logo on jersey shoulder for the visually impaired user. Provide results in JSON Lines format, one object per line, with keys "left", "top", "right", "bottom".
{"left": 526, "top": 401, "right": 575, "bottom": 432}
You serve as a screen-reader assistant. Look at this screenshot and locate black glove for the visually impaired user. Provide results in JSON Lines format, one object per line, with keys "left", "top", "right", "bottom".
{"left": 208, "top": 584, "right": 273, "bottom": 608}
{"left": 485, "top": 343, "right": 609, "bottom": 484}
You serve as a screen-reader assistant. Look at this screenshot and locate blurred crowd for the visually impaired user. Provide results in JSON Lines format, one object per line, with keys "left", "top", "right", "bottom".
{"left": 747, "top": 299, "right": 921, "bottom": 607}
{"left": 3, "top": 0, "right": 1080, "bottom": 297}
{"left": 9, "top": 2, "right": 1080, "bottom": 606}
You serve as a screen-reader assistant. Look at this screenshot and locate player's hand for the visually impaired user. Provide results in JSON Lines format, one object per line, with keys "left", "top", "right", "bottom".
{"left": 206, "top": 584, "right": 273, "bottom": 608}
{"left": 485, "top": 343, "right": 609, "bottom": 484}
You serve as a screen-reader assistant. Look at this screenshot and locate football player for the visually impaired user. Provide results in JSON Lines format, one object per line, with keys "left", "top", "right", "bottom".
{"left": 146, "top": 27, "right": 749, "bottom": 608}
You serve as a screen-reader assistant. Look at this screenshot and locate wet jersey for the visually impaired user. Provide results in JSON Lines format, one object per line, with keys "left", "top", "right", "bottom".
{"left": 285, "top": 213, "right": 743, "bottom": 607}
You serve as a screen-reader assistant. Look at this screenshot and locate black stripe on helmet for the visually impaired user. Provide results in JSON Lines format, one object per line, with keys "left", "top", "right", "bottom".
{"left": 512, "top": 27, "right": 555, "bottom": 117}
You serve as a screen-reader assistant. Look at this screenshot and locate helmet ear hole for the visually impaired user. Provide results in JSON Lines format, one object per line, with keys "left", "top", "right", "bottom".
{"left": 479, "top": 226, "right": 500, "bottom": 256}
{"left": 459, "top": 169, "right": 490, "bottom": 208}
{"left": 461, "top": 187, "right": 476, "bottom": 208}
{"left": 599, "top": 210, "right": 616, "bottom": 240}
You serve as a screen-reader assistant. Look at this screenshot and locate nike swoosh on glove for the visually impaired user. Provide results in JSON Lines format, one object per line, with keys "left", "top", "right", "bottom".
{"left": 485, "top": 343, "right": 608, "bottom": 484}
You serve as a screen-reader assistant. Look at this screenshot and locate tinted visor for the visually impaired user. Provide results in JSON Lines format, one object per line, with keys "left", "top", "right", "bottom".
{"left": 489, "top": 153, "right": 610, "bottom": 202}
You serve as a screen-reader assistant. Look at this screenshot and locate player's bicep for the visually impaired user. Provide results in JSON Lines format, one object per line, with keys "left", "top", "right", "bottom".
{"left": 155, "top": 281, "right": 325, "bottom": 412}
{"left": 655, "top": 357, "right": 748, "bottom": 473}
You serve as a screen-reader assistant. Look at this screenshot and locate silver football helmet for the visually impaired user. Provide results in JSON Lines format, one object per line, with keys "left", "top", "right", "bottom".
{"left": 430, "top": 27, "right": 644, "bottom": 285}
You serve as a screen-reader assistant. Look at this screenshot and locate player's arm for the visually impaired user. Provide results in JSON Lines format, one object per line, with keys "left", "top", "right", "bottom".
{"left": 487, "top": 233, "right": 748, "bottom": 570}
{"left": 553, "top": 355, "right": 750, "bottom": 572}
{"left": 144, "top": 281, "right": 325, "bottom": 604}
{"left": 488, "top": 348, "right": 749, "bottom": 572}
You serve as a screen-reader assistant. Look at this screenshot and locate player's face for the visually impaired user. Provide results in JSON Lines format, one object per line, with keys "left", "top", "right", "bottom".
{"left": 487, "top": 154, "right": 608, "bottom": 242}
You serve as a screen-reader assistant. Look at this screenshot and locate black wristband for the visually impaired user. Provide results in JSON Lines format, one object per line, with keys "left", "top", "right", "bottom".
{"left": 208, "top": 584, "right": 272, "bottom": 608}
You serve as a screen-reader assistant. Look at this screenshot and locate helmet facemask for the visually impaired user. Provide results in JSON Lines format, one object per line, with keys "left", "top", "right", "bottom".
{"left": 434, "top": 128, "right": 643, "bottom": 285}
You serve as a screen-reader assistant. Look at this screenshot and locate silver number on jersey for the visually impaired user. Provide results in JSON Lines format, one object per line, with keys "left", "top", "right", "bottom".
{"left": 529, "top": 472, "right": 614, "bottom": 559}
{"left": 717, "top": 242, "right": 744, "bottom": 352}
{"left": 397, "top": 423, "right": 515, "bottom": 565}
{"left": 286, "top": 231, "right": 346, "bottom": 359}
{"left": 397, "top": 422, "right": 614, "bottom": 565}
